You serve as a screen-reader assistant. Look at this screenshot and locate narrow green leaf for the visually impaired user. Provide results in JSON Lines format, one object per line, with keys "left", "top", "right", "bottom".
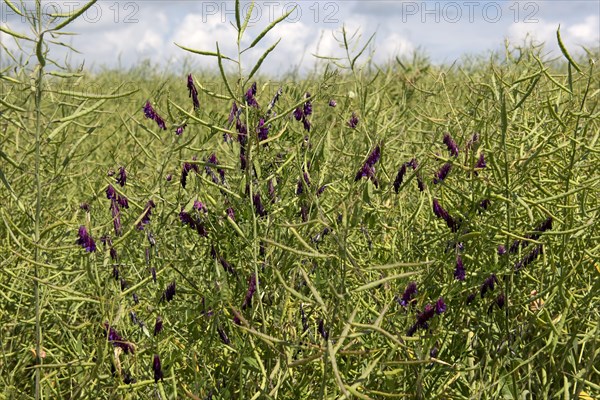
{"left": 245, "top": 38, "right": 281, "bottom": 85}
{"left": 216, "top": 42, "right": 237, "bottom": 101}
{"left": 245, "top": 7, "right": 296, "bottom": 51}
{"left": 0, "top": 25, "right": 32, "bottom": 41}
{"left": 3, "top": 0, "right": 24, "bottom": 16}
{"left": 174, "top": 43, "right": 235, "bottom": 61}
{"left": 239, "top": 1, "right": 255, "bottom": 38}
{"left": 52, "top": 0, "right": 98, "bottom": 31}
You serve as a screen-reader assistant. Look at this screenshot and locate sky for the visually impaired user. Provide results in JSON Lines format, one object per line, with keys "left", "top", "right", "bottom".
{"left": 0, "top": 1, "right": 599, "bottom": 75}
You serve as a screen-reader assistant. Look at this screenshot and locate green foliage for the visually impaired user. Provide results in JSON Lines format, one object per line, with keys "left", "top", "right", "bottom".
{"left": 0, "top": 2, "right": 599, "bottom": 399}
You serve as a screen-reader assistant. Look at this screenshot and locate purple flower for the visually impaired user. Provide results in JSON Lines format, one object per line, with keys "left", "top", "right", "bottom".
{"left": 514, "top": 244, "right": 543, "bottom": 272}
{"left": 495, "top": 293, "right": 505, "bottom": 309}
{"left": 163, "top": 281, "right": 176, "bottom": 302}
{"left": 106, "top": 184, "right": 117, "bottom": 200}
{"left": 226, "top": 207, "right": 235, "bottom": 220}
{"left": 398, "top": 281, "right": 418, "bottom": 307}
{"left": 393, "top": 163, "right": 407, "bottom": 193}
{"left": 497, "top": 245, "right": 506, "bottom": 255}
{"left": 245, "top": 82, "right": 259, "bottom": 108}
{"left": 432, "top": 199, "right": 458, "bottom": 232}
{"left": 242, "top": 273, "right": 257, "bottom": 310}
{"left": 110, "top": 247, "right": 118, "bottom": 261}
{"left": 475, "top": 152, "right": 486, "bottom": 169}
{"left": 219, "top": 256, "right": 236, "bottom": 275}
{"left": 454, "top": 255, "right": 465, "bottom": 281}
{"left": 318, "top": 319, "right": 328, "bottom": 341}
{"left": 193, "top": 200, "right": 207, "bottom": 213}
{"left": 120, "top": 278, "right": 128, "bottom": 291}
{"left": 443, "top": 133, "right": 459, "bottom": 157}
{"left": 253, "top": 193, "right": 267, "bottom": 217}
{"left": 416, "top": 304, "right": 436, "bottom": 328}
{"left": 104, "top": 323, "right": 134, "bottom": 354}
{"left": 137, "top": 200, "right": 156, "bottom": 230}
{"left": 435, "top": 297, "right": 446, "bottom": 314}
{"left": 153, "top": 354, "right": 163, "bottom": 383}
{"left": 480, "top": 274, "right": 498, "bottom": 298}
{"left": 80, "top": 203, "right": 90, "bottom": 212}
{"left": 366, "top": 145, "right": 381, "bottom": 167}
{"left": 302, "top": 118, "right": 311, "bottom": 132}
{"left": 257, "top": 118, "right": 269, "bottom": 142}
{"left": 317, "top": 185, "right": 327, "bottom": 196}
{"left": 175, "top": 123, "right": 187, "bottom": 136}
{"left": 228, "top": 102, "right": 238, "bottom": 124}
{"left": 116, "top": 166, "right": 127, "bottom": 187}
{"left": 355, "top": 145, "right": 381, "bottom": 187}
{"left": 480, "top": 199, "right": 491, "bottom": 210}
{"left": 112, "top": 265, "right": 119, "bottom": 281}
{"left": 433, "top": 162, "right": 452, "bottom": 184}
{"left": 187, "top": 74, "right": 200, "bottom": 110}
{"left": 154, "top": 316, "right": 163, "bottom": 336}
{"left": 293, "top": 107, "right": 304, "bottom": 121}
{"left": 117, "top": 194, "right": 129, "bottom": 209}
{"left": 348, "top": 112, "right": 359, "bottom": 128}
{"left": 303, "top": 92, "right": 312, "bottom": 116}
{"left": 143, "top": 100, "right": 166, "bottom": 130}
{"left": 110, "top": 201, "right": 122, "bottom": 237}
{"left": 329, "top": 99, "right": 337, "bottom": 107}
{"left": 181, "top": 160, "right": 198, "bottom": 189}
{"left": 166, "top": 174, "right": 172, "bottom": 182}
{"left": 76, "top": 225, "right": 96, "bottom": 252}
{"left": 217, "top": 326, "right": 230, "bottom": 344}
{"left": 466, "top": 293, "right": 476, "bottom": 305}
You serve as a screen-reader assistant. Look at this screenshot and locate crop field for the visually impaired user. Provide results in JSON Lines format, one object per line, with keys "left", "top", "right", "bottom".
{"left": 0, "top": 2, "right": 599, "bottom": 399}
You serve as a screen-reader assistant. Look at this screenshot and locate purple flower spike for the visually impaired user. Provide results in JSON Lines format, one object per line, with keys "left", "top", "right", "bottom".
{"left": 293, "top": 107, "right": 304, "bottom": 121}
{"left": 348, "top": 112, "right": 359, "bottom": 128}
{"left": 454, "top": 255, "right": 466, "bottom": 281}
{"left": 393, "top": 163, "right": 407, "bottom": 193}
{"left": 443, "top": 133, "right": 459, "bottom": 157}
{"left": 253, "top": 193, "right": 267, "bottom": 217}
{"left": 104, "top": 323, "right": 134, "bottom": 354}
{"left": 498, "top": 245, "right": 506, "bottom": 255}
{"left": 242, "top": 273, "right": 257, "bottom": 310}
{"left": 416, "top": 304, "right": 436, "bottom": 328}
{"left": 228, "top": 102, "right": 238, "bottom": 124}
{"left": 76, "top": 225, "right": 96, "bottom": 252}
{"left": 257, "top": 118, "right": 269, "bottom": 142}
{"left": 163, "top": 281, "right": 176, "bottom": 302}
{"left": 398, "top": 281, "right": 418, "bottom": 307}
{"left": 175, "top": 124, "right": 187, "bottom": 136}
{"left": 116, "top": 166, "right": 127, "bottom": 187}
{"left": 433, "top": 162, "right": 452, "bottom": 184}
{"left": 106, "top": 184, "right": 117, "bottom": 200}
{"left": 137, "top": 200, "right": 156, "bottom": 230}
{"left": 435, "top": 297, "right": 447, "bottom": 314}
{"left": 245, "top": 82, "right": 259, "bottom": 108}
{"left": 143, "top": 100, "right": 167, "bottom": 130}
{"left": 318, "top": 319, "right": 329, "bottom": 341}
{"left": 153, "top": 354, "right": 163, "bottom": 383}
{"left": 480, "top": 273, "right": 498, "bottom": 298}
{"left": 475, "top": 152, "right": 486, "bottom": 169}
{"left": 187, "top": 74, "right": 200, "bottom": 110}
{"left": 154, "top": 316, "right": 163, "bottom": 336}
{"left": 226, "top": 207, "right": 235, "bottom": 220}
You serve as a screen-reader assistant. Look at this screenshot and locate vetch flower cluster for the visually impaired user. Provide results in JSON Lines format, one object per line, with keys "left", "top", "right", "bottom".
{"left": 354, "top": 144, "right": 381, "bottom": 187}
{"left": 143, "top": 100, "right": 166, "bottom": 130}
{"left": 76, "top": 225, "right": 96, "bottom": 252}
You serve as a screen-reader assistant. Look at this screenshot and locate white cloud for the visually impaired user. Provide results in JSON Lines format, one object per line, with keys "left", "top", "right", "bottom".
{"left": 567, "top": 15, "right": 600, "bottom": 44}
